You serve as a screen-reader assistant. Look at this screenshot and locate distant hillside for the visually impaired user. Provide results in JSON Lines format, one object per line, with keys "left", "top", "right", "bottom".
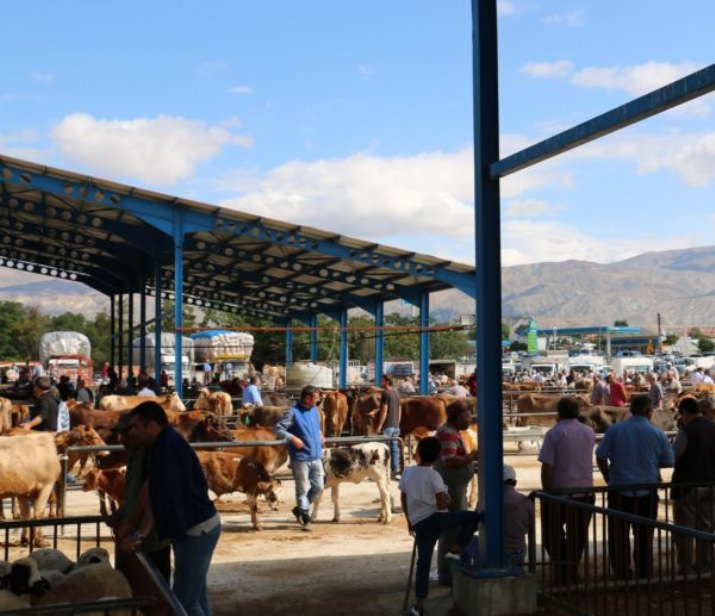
{"left": 1, "top": 245, "right": 715, "bottom": 330}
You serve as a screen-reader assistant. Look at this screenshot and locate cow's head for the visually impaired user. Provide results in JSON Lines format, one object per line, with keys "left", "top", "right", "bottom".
{"left": 259, "top": 478, "right": 282, "bottom": 510}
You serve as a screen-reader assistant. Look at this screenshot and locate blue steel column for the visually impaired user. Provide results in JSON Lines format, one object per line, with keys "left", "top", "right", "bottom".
{"left": 110, "top": 295, "right": 115, "bottom": 371}
{"left": 419, "top": 292, "right": 429, "bottom": 394}
{"left": 127, "top": 292, "right": 134, "bottom": 379}
{"left": 154, "top": 263, "right": 162, "bottom": 384}
{"left": 375, "top": 301, "right": 384, "bottom": 385}
{"left": 285, "top": 318, "right": 293, "bottom": 365}
{"left": 117, "top": 293, "right": 124, "bottom": 379}
{"left": 309, "top": 313, "right": 319, "bottom": 362}
{"left": 473, "top": 0, "right": 504, "bottom": 570}
{"left": 173, "top": 210, "right": 184, "bottom": 397}
{"left": 339, "top": 308, "right": 348, "bottom": 390}
{"left": 139, "top": 284, "right": 147, "bottom": 374}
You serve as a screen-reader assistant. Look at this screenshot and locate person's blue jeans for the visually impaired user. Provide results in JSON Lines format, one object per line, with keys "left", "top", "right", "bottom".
{"left": 382, "top": 426, "right": 401, "bottom": 474}
{"left": 413, "top": 510, "right": 480, "bottom": 599}
{"left": 292, "top": 458, "right": 324, "bottom": 513}
{"left": 172, "top": 522, "right": 221, "bottom": 616}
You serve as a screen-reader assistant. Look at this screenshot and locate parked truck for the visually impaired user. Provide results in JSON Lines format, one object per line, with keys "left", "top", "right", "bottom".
{"left": 39, "top": 331, "right": 93, "bottom": 384}
{"left": 190, "top": 330, "right": 255, "bottom": 380}
{"left": 610, "top": 356, "right": 654, "bottom": 379}
{"left": 131, "top": 334, "right": 194, "bottom": 385}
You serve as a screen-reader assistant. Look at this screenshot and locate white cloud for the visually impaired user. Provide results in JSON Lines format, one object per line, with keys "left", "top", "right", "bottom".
{"left": 195, "top": 61, "right": 229, "bottom": 77}
{"left": 30, "top": 71, "right": 55, "bottom": 84}
{"left": 497, "top": 0, "right": 516, "bottom": 16}
{"left": 571, "top": 61, "right": 701, "bottom": 96}
{"left": 500, "top": 220, "right": 704, "bottom": 266}
{"left": 522, "top": 59, "right": 703, "bottom": 98}
{"left": 505, "top": 198, "right": 563, "bottom": 218}
{"left": 574, "top": 131, "right": 715, "bottom": 187}
{"left": 51, "top": 113, "right": 254, "bottom": 185}
{"left": 229, "top": 85, "right": 254, "bottom": 95}
{"left": 542, "top": 10, "right": 586, "bottom": 27}
{"left": 357, "top": 65, "right": 376, "bottom": 77}
{"left": 521, "top": 60, "right": 574, "bottom": 79}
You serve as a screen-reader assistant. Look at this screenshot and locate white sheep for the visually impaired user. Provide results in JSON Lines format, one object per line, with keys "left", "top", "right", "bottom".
{"left": 0, "top": 588, "right": 31, "bottom": 610}
{"left": 30, "top": 562, "right": 132, "bottom": 608}
{"left": 74, "top": 546, "right": 111, "bottom": 569}
{"left": 27, "top": 547, "right": 74, "bottom": 573}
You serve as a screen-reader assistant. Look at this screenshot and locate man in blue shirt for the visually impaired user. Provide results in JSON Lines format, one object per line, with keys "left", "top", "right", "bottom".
{"left": 275, "top": 385, "right": 324, "bottom": 531}
{"left": 596, "top": 394, "right": 674, "bottom": 579}
{"left": 124, "top": 401, "right": 220, "bottom": 616}
{"left": 242, "top": 375, "right": 264, "bottom": 407}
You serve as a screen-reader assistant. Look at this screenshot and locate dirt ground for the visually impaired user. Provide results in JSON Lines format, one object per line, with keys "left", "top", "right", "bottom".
{"left": 50, "top": 444, "right": 632, "bottom": 615}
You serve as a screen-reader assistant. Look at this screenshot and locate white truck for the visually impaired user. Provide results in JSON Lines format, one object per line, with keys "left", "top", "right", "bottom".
{"left": 39, "top": 331, "right": 93, "bottom": 384}
{"left": 521, "top": 355, "right": 565, "bottom": 379}
{"left": 190, "top": 330, "right": 255, "bottom": 380}
{"left": 131, "top": 334, "right": 194, "bottom": 385}
{"left": 610, "top": 356, "right": 654, "bottom": 379}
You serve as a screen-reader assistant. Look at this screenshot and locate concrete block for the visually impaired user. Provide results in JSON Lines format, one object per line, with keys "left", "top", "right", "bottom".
{"left": 452, "top": 568, "right": 537, "bottom": 615}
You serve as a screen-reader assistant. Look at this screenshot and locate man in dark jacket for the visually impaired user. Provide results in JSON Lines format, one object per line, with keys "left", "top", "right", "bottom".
{"left": 123, "top": 401, "right": 220, "bottom": 616}
{"left": 672, "top": 396, "right": 715, "bottom": 573}
{"left": 22, "top": 376, "right": 59, "bottom": 431}
{"left": 275, "top": 385, "right": 324, "bottom": 530}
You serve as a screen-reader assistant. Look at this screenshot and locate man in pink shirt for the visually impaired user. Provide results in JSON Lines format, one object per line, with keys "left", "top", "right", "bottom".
{"left": 539, "top": 396, "right": 596, "bottom": 585}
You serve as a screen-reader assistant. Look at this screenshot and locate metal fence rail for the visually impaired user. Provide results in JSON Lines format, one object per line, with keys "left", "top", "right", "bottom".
{"left": 529, "top": 482, "right": 715, "bottom": 615}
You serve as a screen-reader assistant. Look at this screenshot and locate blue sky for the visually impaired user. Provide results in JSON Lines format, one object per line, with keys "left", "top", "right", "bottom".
{"left": 1, "top": 0, "right": 714, "bottom": 269}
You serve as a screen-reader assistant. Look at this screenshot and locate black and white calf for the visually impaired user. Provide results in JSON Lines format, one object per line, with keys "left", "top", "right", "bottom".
{"left": 311, "top": 442, "right": 392, "bottom": 524}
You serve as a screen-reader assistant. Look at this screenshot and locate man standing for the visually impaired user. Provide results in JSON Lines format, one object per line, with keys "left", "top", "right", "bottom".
{"left": 539, "top": 397, "right": 596, "bottom": 584}
{"left": 242, "top": 375, "right": 264, "bottom": 407}
{"left": 376, "top": 375, "right": 401, "bottom": 478}
{"left": 672, "top": 396, "right": 715, "bottom": 573}
{"left": 203, "top": 361, "right": 212, "bottom": 385}
{"left": 591, "top": 374, "right": 609, "bottom": 406}
{"left": 124, "top": 401, "right": 220, "bottom": 615}
{"left": 606, "top": 374, "right": 627, "bottom": 407}
{"left": 596, "top": 394, "right": 674, "bottom": 579}
{"left": 647, "top": 373, "right": 664, "bottom": 411}
{"left": 21, "top": 376, "right": 59, "bottom": 431}
{"left": 434, "top": 400, "right": 478, "bottom": 586}
{"left": 275, "top": 385, "right": 324, "bottom": 531}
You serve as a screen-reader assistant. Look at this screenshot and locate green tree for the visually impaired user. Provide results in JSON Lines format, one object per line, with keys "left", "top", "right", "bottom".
{"left": 501, "top": 322, "right": 510, "bottom": 339}
{"left": 664, "top": 333, "right": 679, "bottom": 347}
{"left": 0, "top": 301, "right": 28, "bottom": 360}
{"left": 12, "top": 305, "right": 51, "bottom": 360}
{"left": 614, "top": 320, "right": 629, "bottom": 327}
{"left": 698, "top": 337, "right": 715, "bottom": 353}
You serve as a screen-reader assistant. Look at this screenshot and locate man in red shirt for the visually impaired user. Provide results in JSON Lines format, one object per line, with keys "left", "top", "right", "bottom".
{"left": 607, "top": 374, "right": 627, "bottom": 407}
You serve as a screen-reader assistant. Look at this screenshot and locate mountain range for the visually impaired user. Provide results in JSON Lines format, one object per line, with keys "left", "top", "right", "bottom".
{"left": 1, "top": 245, "right": 714, "bottom": 332}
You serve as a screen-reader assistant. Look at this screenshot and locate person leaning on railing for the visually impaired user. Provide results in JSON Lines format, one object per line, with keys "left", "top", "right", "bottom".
{"left": 538, "top": 396, "right": 596, "bottom": 585}
{"left": 671, "top": 396, "right": 715, "bottom": 574}
{"left": 595, "top": 394, "right": 674, "bottom": 580}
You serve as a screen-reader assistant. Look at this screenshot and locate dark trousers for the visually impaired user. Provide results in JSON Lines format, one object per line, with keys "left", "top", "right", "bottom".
{"left": 543, "top": 495, "right": 594, "bottom": 584}
{"left": 414, "top": 510, "right": 479, "bottom": 599}
{"left": 608, "top": 491, "right": 658, "bottom": 579}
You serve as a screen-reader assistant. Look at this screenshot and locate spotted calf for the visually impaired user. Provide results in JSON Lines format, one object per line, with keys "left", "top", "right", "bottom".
{"left": 311, "top": 442, "right": 392, "bottom": 524}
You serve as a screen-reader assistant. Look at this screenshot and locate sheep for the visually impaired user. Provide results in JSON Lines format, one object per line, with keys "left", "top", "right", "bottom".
{"left": 30, "top": 562, "right": 132, "bottom": 608}
{"left": 27, "top": 547, "right": 74, "bottom": 574}
{"left": 74, "top": 546, "right": 110, "bottom": 569}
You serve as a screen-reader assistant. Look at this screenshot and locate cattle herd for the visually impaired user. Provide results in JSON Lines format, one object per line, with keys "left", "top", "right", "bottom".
{"left": 0, "top": 379, "right": 712, "bottom": 609}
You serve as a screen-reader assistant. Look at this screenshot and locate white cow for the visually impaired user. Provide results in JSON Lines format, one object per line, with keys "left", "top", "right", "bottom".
{"left": 311, "top": 442, "right": 392, "bottom": 524}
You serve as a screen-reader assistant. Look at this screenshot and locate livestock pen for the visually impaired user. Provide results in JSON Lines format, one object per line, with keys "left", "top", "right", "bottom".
{"left": 0, "top": 514, "right": 180, "bottom": 614}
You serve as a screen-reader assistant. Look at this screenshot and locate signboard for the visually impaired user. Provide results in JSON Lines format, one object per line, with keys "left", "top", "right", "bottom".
{"left": 527, "top": 317, "right": 538, "bottom": 355}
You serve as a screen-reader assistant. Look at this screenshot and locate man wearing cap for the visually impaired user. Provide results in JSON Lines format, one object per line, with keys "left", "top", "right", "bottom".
{"left": 538, "top": 396, "right": 596, "bottom": 584}
{"left": 109, "top": 412, "right": 171, "bottom": 604}
{"left": 502, "top": 465, "right": 534, "bottom": 566}
{"left": 123, "top": 401, "right": 220, "bottom": 615}
{"left": 21, "top": 376, "right": 59, "bottom": 431}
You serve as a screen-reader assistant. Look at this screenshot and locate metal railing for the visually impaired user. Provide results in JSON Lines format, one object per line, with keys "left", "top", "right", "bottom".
{"left": 0, "top": 514, "right": 155, "bottom": 614}
{"left": 529, "top": 482, "right": 715, "bottom": 615}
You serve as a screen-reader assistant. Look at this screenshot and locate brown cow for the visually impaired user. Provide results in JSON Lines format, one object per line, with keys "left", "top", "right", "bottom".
{"left": 227, "top": 427, "right": 288, "bottom": 474}
{"left": 99, "top": 392, "right": 186, "bottom": 412}
{"left": 82, "top": 468, "right": 126, "bottom": 517}
{"left": 400, "top": 396, "right": 448, "bottom": 437}
{"left": 196, "top": 452, "right": 280, "bottom": 530}
{"left": 0, "top": 397, "right": 12, "bottom": 433}
{"left": 322, "top": 391, "right": 349, "bottom": 437}
{"left": 195, "top": 390, "right": 233, "bottom": 418}
{"left": 69, "top": 404, "right": 129, "bottom": 430}
{"left": 239, "top": 405, "right": 290, "bottom": 429}
{"left": 515, "top": 394, "right": 591, "bottom": 429}
{"left": 350, "top": 392, "right": 383, "bottom": 436}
